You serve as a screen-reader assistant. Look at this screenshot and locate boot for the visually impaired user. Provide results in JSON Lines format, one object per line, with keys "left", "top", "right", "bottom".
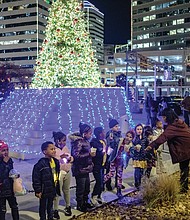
{"left": 116, "top": 187, "right": 123, "bottom": 198}
{"left": 11, "top": 208, "right": 19, "bottom": 220}
{"left": 53, "top": 210, "right": 60, "bottom": 219}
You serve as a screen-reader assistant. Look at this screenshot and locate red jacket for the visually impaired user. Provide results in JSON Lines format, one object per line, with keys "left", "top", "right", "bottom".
{"left": 149, "top": 119, "right": 190, "bottom": 164}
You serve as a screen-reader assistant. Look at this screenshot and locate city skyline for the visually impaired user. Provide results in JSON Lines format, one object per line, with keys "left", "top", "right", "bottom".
{"left": 88, "top": 0, "right": 131, "bottom": 44}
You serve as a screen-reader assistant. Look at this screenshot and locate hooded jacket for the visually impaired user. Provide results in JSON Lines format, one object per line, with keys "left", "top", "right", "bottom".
{"left": 149, "top": 119, "right": 190, "bottom": 164}
{"left": 68, "top": 132, "right": 93, "bottom": 177}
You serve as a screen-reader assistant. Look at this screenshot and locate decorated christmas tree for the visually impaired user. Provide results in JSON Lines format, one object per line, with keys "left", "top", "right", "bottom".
{"left": 32, "top": 0, "right": 100, "bottom": 88}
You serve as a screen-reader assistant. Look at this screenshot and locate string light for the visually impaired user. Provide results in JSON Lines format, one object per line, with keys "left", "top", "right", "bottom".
{"left": 0, "top": 88, "right": 134, "bottom": 157}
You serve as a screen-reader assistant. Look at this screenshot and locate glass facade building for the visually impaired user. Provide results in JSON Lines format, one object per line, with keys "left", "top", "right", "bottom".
{"left": 0, "top": 0, "right": 104, "bottom": 83}
{"left": 83, "top": 1, "right": 104, "bottom": 65}
{"left": 0, "top": 0, "right": 50, "bottom": 81}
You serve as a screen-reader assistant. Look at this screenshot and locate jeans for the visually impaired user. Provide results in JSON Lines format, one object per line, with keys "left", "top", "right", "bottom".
{"left": 179, "top": 159, "right": 190, "bottom": 192}
{"left": 75, "top": 174, "right": 90, "bottom": 206}
{"left": 134, "top": 167, "right": 144, "bottom": 188}
{"left": 39, "top": 197, "right": 54, "bottom": 220}
{"left": 0, "top": 196, "right": 19, "bottom": 220}
{"left": 92, "top": 168, "right": 104, "bottom": 197}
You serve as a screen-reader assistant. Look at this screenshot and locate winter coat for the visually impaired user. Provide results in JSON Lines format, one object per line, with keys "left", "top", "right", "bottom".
{"left": 132, "top": 135, "right": 148, "bottom": 161}
{"left": 69, "top": 132, "right": 93, "bottom": 177}
{"left": 32, "top": 157, "right": 61, "bottom": 198}
{"left": 149, "top": 119, "right": 190, "bottom": 164}
{"left": 106, "top": 130, "right": 123, "bottom": 162}
{"left": 0, "top": 157, "right": 14, "bottom": 198}
{"left": 90, "top": 138, "right": 106, "bottom": 172}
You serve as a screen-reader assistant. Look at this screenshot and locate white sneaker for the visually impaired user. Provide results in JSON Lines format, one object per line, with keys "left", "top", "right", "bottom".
{"left": 90, "top": 196, "right": 99, "bottom": 206}
{"left": 96, "top": 195, "right": 105, "bottom": 204}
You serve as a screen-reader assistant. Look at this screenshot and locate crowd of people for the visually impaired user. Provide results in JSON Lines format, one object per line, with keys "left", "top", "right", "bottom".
{"left": 1, "top": 107, "right": 190, "bottom": 220}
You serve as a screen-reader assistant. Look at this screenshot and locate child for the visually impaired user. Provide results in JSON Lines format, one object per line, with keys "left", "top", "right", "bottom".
{"left": 32, "top": 141, "right": 61, "bottom": 220}
{"left": 0, "top": 140, "right": 19, "bottom": 220}
{"left": 104, "top": 118, "right": 124, "bottom": 198}
{"left": 123, "top": 130, "right": 135, "bottom": 169}
{"left": 52, "top": 131, "right": 74, "bottom": 218}
{"left": 90, "top": 127, "right": 107, "bottom": 206}
{"left": 69, "top": 122, "right": 95, "bottom": 212}
{"left": 144, "top": 127, "right": 156, "bottom": 178}
{"left": 132, "top": 124, "right": 147, "bottom": 189}
{"left": 153, "top": 119, "right": 166, "bottom": 174}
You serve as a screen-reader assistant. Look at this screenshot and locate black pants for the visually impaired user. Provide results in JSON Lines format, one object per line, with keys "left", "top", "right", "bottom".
{"left": 0, "top": 196, "right": 19, "bottom": 220}
{"left": 39, "top": 197, "right": 54, "bottom": 220}
{"left": 179, "top": 159, "right": 190, "bottom": 192}
{"left": 92, "top": 168, "right": 104, "bottom": 197}
{"left": 75, "top": 174, "right": 90, "bottom": 207}
{"left": 184, "top": 110, "right": 189, "bottom": 126}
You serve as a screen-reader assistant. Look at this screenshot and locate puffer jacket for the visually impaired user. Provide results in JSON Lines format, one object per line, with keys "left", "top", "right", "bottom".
{"left": 0, "top": 157, "right": 14, "bottom": 197}
{"left": 32, "top": 157, "right": 61, "bottom": 198}
{"left": 69, "top": 132, "right": 93, "bottom": 177}
{"left": 150, "top": 119, "right": 190, "bottom": 164}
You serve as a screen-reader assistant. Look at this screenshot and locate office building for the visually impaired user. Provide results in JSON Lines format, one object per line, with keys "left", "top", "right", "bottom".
{"left": 131, "top": 0, "right": 190, "bottom": 83}
{"left": 83, "top": 1, "right": 104, "bottom": 65}
{"left": 0, "top": 0, "right": 50, "bottom": 84}
{"left": 0, "top": 0, "right": 103, "bottom": 84}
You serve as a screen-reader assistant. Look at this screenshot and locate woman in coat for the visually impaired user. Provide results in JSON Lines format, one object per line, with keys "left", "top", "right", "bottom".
{"left": 146, "top": 108, "right": 190, "bottom": 193}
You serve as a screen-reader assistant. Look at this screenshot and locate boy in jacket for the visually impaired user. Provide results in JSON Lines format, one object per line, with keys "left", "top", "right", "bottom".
{"left": 0, "top": 140, "right": 19, "bottom": 220}
{"left": 32, "top": 141, "right": 61, "bottom": 220}
{"left": 90, "top": 127, "right": 107, "bottom": 205}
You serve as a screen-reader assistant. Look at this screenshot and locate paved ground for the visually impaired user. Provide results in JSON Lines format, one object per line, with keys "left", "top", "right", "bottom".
{"left": 5, "top": 110, "right": 180, "bottom": 220}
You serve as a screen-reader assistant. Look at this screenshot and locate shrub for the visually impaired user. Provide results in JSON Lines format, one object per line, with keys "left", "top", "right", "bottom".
{"left": 141, "top": 174, "right": 180, "bottom": 208}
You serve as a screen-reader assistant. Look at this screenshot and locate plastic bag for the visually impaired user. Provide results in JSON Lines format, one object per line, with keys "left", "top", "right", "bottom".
{"left": 9, "top": 169, "right": 27, "bottom": 196}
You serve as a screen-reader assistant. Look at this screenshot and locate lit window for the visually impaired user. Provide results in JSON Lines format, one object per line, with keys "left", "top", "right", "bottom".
{"left": 143, "top": 16, "right": 149, "bottom": 21}
{"left": 150, "top": 15, "right": 156, "bottom": 20}
{"left": 170, "top": 30, "right": 176, "bottom": 35}
{"left": 177, "top": 19, "right": 184, "bottom": 24}
{"left": 173, "top": 20, "right": 177, "bottom": 25}
{"left": 143, "top": 33, "right": 149, "bottom": 39}
{"left": 177, "top": 28, "right": 184, "bottom": 33}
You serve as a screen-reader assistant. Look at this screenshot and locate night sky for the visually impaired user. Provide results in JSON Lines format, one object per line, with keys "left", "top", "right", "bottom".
{"left": 88, "top": 0, "right": 131, "bottom": 44}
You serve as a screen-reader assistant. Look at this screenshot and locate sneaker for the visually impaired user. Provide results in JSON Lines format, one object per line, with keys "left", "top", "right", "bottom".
{"left": 96, "top": 196, "right": 105, "bottom": 205}
{"left": 64, "top": 206, "right": 72, "bottom": 216}
{"left": 77, "top": 205, "right": 87, "bottom": 212}
{"left": 53, "top": 210, "right": 60, "bottom": 219}
{"left": 106, "top": 185, "right": 113, "bottom": 191}
{"left": 85, "top": 201, "right": 94, "bottom": 209}
{"left": 90, "top": 196, "right": 99, "bottom": 206}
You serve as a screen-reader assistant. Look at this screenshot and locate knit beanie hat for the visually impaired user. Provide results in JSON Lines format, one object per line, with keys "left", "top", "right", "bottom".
{"left": 79, "top": 122, "right": 91, "bottom": 135}
{"left": 0, "top": 140, "right": 8, "bottom": 150}
{"left": 94, "top": 127, "right": 103, "bottom": 138}
{"left": 109, "top": 119, "right": 119, "bottom": 129}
